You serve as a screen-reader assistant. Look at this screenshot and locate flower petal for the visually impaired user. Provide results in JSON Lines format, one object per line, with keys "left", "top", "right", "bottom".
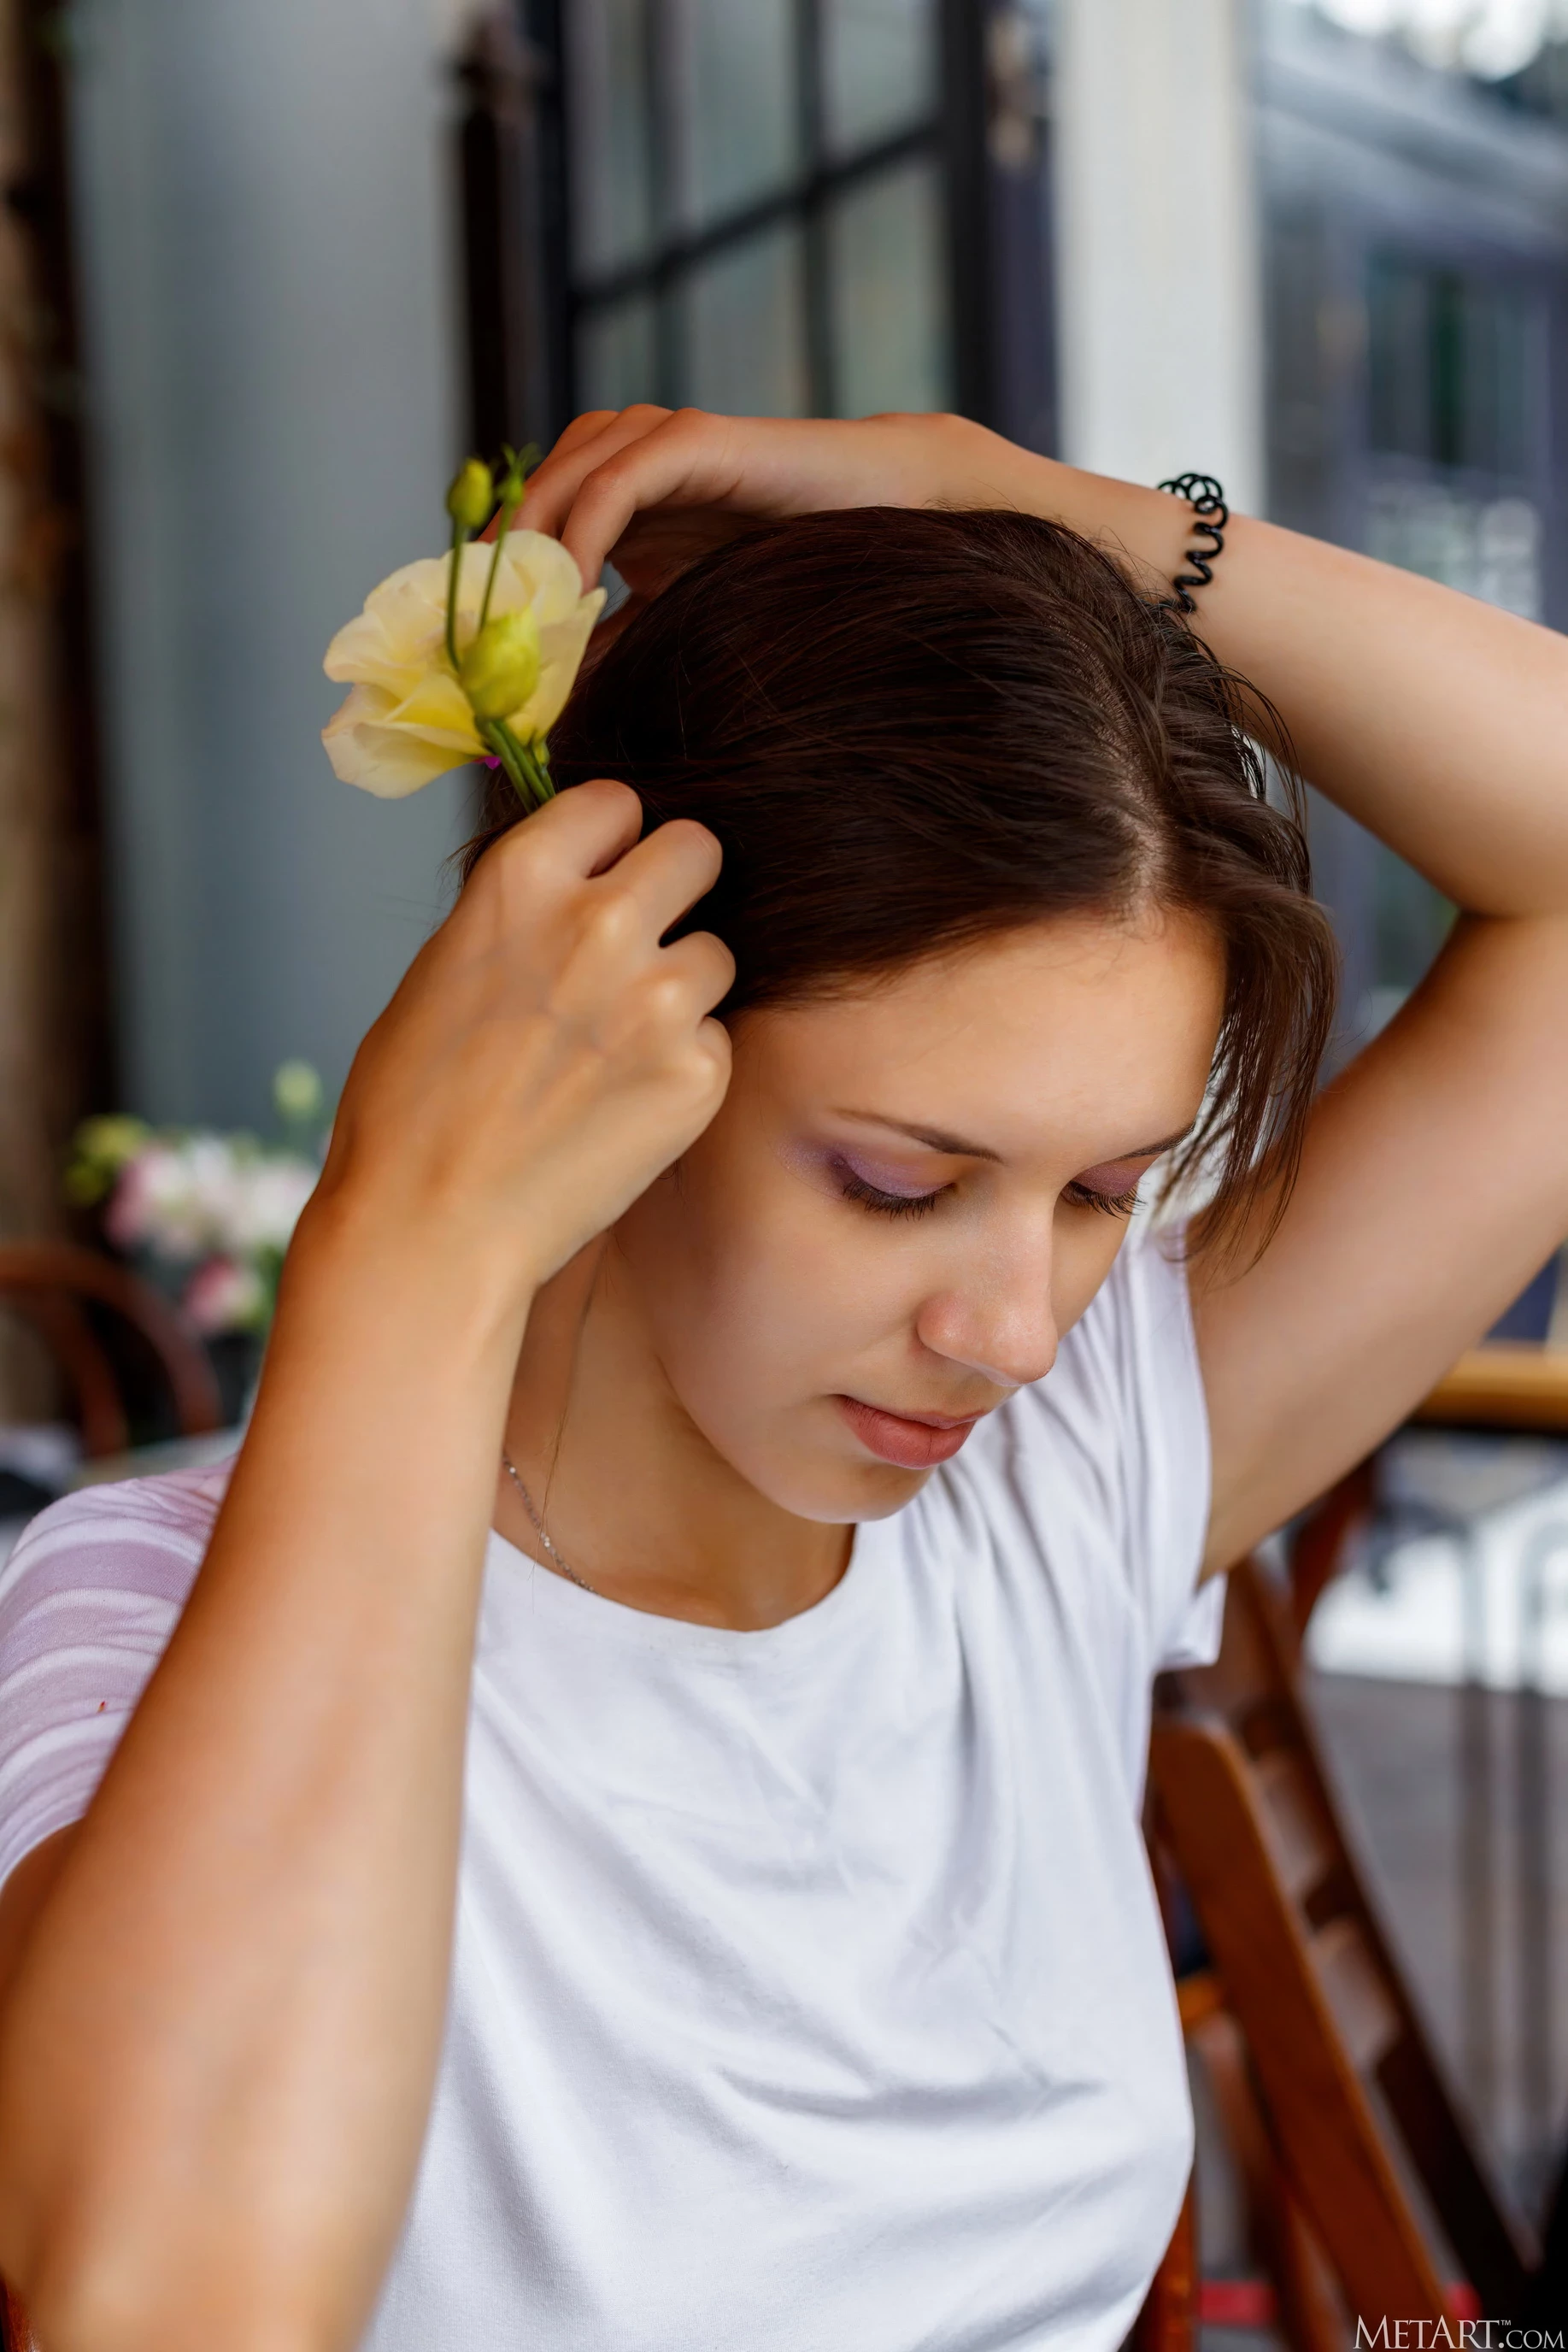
{"left": 361, "top": 556, "right": 458, "bottom": 658}
{"left": 388, "top": 669, "right": 487, "bottom": 753}
{"left": 323, "top": 608, "right": 418, "bottom": 696}
{"left": 493, "top": 530, "right": 596, "bottom": 627}
{"left": 516, "top": 591, "right": 608, "bottom": 736}
{"left": 322, "top": 686, "right": 469, "bottom": 797}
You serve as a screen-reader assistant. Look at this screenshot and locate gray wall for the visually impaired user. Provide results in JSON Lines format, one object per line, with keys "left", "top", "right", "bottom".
{"left": 69, "top": 0, "right": 477, "bottom": 1127}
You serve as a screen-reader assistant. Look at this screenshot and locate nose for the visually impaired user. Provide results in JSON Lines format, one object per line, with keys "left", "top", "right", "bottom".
{"left": 914, "top": 1241, "right": 1059, "bottom": 1393}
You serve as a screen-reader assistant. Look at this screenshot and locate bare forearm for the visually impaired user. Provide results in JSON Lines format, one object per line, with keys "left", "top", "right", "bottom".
{"left": 0, "top": 1206, "right": 530, "bottom": 2349}
{"left": 973, "top": 432, "right": 1568, "bottom": 918}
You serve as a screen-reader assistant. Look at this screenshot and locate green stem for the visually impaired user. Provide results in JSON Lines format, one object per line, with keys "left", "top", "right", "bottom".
{"left": 495, "top": 717, "right": 555, "bottom": 807}
{"left": 478, "top": 444, "right": 540, "bottom": 636}
{"left": 478, "top": 496, "right": 520, "bottom": 635}
{"left": 479, "top": 719, "right": 529, "bottom": 807}
{"left": 444, "top": 516, "right": 467, "bottom": 675}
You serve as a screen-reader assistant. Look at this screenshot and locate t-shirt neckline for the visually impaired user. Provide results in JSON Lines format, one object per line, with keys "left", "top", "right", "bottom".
{"left": 484, "top": 1508, "right": 893, "bottom": 1661}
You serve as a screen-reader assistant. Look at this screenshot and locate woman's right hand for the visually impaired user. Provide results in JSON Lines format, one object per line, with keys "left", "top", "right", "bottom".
{"left": 311, "top": 779, "right": 733, "bottom": 1308}
{"left": 520, "top": 406, "right": 1030, "bottom": 613}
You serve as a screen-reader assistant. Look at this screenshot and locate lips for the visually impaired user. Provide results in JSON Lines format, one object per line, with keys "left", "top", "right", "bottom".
{"left": 835, "top": 1394, "right": 984, "bottom": 1469}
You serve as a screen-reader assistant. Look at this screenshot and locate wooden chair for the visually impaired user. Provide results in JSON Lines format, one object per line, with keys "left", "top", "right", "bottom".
{"left": 1272, "top": 1338, "right": 1568, "bottom": 2328}
{"left": 1175, "top": 1966, "right": 1346, "bottom": 2349}
{"left": 0, "top": 1238, "right": 221, "bottom": 1456}
{"left": 1151, "top": 1553, "right": 1538, "bottom": 2330}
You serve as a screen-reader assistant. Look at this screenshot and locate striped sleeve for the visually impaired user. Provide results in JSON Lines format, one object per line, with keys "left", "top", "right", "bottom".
{"left": 0, "top": 1461, "right": 232, "bottom": 1892}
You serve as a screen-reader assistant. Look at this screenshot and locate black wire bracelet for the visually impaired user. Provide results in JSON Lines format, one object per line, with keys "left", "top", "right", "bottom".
{"left": 1153, "top": 473, "right": 1229, "bottom": 614}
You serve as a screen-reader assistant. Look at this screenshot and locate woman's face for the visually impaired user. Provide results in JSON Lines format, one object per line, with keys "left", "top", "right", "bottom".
{"left": 611, "top": 908, "right": 1226, "bottom": 1523}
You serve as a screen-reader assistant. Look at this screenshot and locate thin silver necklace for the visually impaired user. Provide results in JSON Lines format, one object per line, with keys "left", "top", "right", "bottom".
{"left": 501, "top": 1454, "right": 601, "bottom": 1596}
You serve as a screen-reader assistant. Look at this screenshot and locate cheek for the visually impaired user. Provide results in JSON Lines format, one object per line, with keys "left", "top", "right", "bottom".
{"left": 1052, "top": 1212, "right": 1138, "bottom": 1338}
{"left": 618, "top": 1158, "right": 916, "bottom": 1403}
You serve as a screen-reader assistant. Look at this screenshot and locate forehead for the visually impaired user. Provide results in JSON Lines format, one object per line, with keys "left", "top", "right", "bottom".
{"left": 734, "top": 913, "right": 1226, "bottom": 1159}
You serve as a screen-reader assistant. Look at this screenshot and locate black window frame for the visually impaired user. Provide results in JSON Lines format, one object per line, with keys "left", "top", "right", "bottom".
{"left": 459, "top": 0, "right": 1056, "bottom": 460}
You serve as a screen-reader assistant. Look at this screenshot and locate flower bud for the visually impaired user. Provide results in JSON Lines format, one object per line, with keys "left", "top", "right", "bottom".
{"left": 446, "top": 458, "right": 495, "bottom": 535}
{"left": 273, "top": 1058, "right": 324, "bottom": 1126}
{"left": 459, "top": 609, "right": 542, "bottom": 721}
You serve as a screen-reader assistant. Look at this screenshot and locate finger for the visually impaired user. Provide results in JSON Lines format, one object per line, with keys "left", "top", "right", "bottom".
{"left": 475, "top": 415, "right": 623, "bottom": 545}
{"left": 554, "top": 412, "right": 748, "bottom": 589}
{"left": 497, "top": 774, "right": 644, "bottom": 883}
{"left": 657, "top": 926, "right": 737, "bottom": 1018}
{"left": 603, "top": 814, "right": 724, "bottom": 933}
{"left": 522, "top": 406, "right": 676, "bottom": 547}
{"left": 543, "top": 409, "right": 622, "bottom": 463}
{"left": 520, "top": 410, "right": 629, "bottom": 513}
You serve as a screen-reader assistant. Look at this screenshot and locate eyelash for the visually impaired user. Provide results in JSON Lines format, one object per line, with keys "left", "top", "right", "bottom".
{"left": 836, "top": 1165, "right": 946, "bottom": 1220}
{"left": 833, "top": 1166, "right": 1142, "bottom": 1222}
{"left": 1063, "top": 1179, "right": 1142, "bottom": 1220}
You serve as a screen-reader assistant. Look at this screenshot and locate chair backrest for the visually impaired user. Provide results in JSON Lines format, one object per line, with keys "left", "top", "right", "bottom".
{"left": 0, "top": 1240, "right": 222, "bottom": 1456}
{"left": 1151, "top": 1558, "right": 1536, "bottom": 2322}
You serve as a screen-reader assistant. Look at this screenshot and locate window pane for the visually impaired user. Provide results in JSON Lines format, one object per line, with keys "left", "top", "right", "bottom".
{"left": 1368, "top": 256, "right": 1431, "bottom": 462}
{"left": 679, "top": 226, "right": 808, "bottom": 416}
{"left": 1460, "top": 283, "right": 1536, "bottom": 480}
{"left": 827, "top": 160, "right": 950, "bottom": 416}
{"left": 1369, "top": 256, "right": 1541, "bottom": 483}
{"left": 676, "top": 0, "right": 801, "bottom": 229}
{"left": 1365, "top": 479, "right": 1542, "bottom": 620}
{"left": 565, "top": 0, "right": 657, "bottom": 275}
{"left": 578, "top": 296, "right": 659, "bottom": 412}
{"left": 822, "top": 0, "right": 937, "bottom": 156}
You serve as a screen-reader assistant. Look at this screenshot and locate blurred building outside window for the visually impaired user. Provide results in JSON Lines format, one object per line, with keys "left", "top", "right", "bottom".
{"left": 1260, "top": 0, "right": 1568, "bottom": 1048}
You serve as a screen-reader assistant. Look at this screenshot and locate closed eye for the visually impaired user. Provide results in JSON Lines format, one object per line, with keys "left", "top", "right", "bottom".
{"left": 834, "top": 1161, "right": 948, "bottom": 1220}
{"left": 1062, "top": 1178, "right": 1142, "bottom": 1218}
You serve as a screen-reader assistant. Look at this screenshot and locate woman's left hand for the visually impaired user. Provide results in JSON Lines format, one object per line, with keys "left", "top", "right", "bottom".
{"left": 520, "top": 406, "right": 1031, "bottom": 609}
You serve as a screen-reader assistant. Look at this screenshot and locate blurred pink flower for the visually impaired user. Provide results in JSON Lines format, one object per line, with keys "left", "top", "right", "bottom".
{"left": 182, "top": 1255, "right": 269, "bottom": 1336}
{"left": 103, "top": 1136, "right": 316, "bottom": 1261}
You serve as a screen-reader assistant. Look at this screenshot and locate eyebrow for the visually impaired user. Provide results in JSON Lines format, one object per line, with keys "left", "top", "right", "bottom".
{"left": 834, "top": 1111, "right": 1197, "bottom": 1164}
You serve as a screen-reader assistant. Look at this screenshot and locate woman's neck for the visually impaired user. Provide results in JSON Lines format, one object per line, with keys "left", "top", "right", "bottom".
{"left": 496, "top": 1241, "right": 852, "bottom": 1631}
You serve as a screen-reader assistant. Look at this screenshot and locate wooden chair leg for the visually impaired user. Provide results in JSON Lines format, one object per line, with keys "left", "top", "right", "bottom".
{"left": 1191, "top": 2003, "right": 1344, "bottom": 2352}
{"left": 1127, "top": 2176, "right": 1198, "bottom": 2351}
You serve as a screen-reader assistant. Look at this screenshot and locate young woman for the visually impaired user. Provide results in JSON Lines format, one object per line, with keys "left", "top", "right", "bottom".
{"left": 3, "top": 408, "right": 1567, "bottom": 2352}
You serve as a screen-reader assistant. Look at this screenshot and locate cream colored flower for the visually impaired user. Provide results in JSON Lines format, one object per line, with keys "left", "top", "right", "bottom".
{"left": 322, "top": 532, "right": 606, "bottom": 798}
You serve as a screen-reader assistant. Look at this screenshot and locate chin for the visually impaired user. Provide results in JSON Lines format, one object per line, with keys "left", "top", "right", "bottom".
{"left": 667, "top": 1372, "right": 942, "bottom": 1526}
{"left": 722, "top": 1432, "right": 936, "bottom": 1526}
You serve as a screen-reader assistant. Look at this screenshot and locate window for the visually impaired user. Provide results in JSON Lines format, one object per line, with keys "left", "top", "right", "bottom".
{"left": 1364, "top": 256, "right": 1546, "bottom": 622}
{"left": 561, "top": 0, "right": 951, "bottom": 420}
{"left": 461, "top": 2, "right": 1056, "bottom": 461}
{"left": 1367, "top": 256, "right": 1537, "bottom": 481}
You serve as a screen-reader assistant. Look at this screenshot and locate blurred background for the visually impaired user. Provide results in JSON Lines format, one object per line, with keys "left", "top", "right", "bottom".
{"left": 2, "top": 0, "right": 1568, "bottom": 2331}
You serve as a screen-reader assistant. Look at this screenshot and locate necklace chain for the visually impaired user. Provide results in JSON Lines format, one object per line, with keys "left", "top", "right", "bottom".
{"left": 501, "top": 1454, "right": 600, "bottom": 1596}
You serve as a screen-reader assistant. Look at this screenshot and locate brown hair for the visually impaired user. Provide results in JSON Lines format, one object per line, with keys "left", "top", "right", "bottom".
{"left": 466, "top": 506, "right": 1336, "bottom": 1253}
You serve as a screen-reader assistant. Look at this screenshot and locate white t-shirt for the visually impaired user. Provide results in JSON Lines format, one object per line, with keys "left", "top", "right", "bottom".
{"left": 0, "top": 1231, "right": 1222, "bottom": 2352}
